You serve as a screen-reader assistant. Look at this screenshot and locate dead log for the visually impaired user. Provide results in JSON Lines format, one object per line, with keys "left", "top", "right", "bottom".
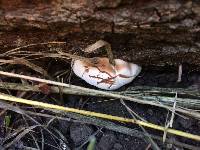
{"left": 0, "top": 0, "right": 200, "bottom": 68}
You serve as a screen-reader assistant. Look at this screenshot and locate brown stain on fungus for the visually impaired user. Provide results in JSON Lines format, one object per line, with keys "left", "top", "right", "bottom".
{"left": 83, "top": 57, "right": 116, "bottom": 75}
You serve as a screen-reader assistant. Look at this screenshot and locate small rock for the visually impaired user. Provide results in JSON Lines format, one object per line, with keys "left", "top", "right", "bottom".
{"left": 58, "top": 120, "right": 70, "bottom": 135}
{"left": 147, "top": 109, "right": 153, "bottom": 116}
{"left": 96, "top": 132, "right": 116, "bottom": 150}
{"left": 176, "top": 117, "right": 193, "bottom": 129}
{"left": 70, "top": 123, "right": 93, "bottom": 146}
{"left": 113, "top": 143, "right": 123, "bottom": 150}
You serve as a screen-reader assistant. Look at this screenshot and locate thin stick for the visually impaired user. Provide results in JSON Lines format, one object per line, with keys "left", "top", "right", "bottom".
{"left": 1, "top": 81, "right": 200, "bottom": 111}
{"left": 85, "top": 40, "right": 115, "bottom": 65}
{"left": 0, "top": 71, "right": 200, "bottom": 119}
{"left": 125, "top": 86, "right": 200, "bottom": 97}
{"left": 0, "top": 101, "right": 198, "bottom": 150}
{"left": 169, "top": 93, "right": 177, "bottom": 127}
{"left": 0, "top": 93, "right": 200, "bottom": 141}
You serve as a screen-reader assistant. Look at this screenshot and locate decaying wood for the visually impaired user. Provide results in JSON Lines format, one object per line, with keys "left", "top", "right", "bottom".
{"left": 0, "top": 0, "right": 199, "bottom": 32}
{"left": 0, "top": 0, "right": 200, "bottom": 68}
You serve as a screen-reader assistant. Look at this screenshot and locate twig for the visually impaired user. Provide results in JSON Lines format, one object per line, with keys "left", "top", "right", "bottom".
{"left": 85, "top": 40, "right": 115, "bottom": 65}
{"left": 4, "top": 125, "right": 40, "bottom": 148}
{"left": 0, "top": 71, "right": 200, "bottom": 119}
{"left": 0, "top": 93, "right": 200, "bottom": 141}
{"left": 124, "top": 86, "right": 200, "bottom": 97}
{"left": 169, "top": 93, "right": 177, "bottom": 127}
{"left": 163, "top": 93, "right": 177, "bottom": 142}
{"left": 0, "top": 82, "right": 200, "bottom": 109}
{"left": 0, "top": 101, "right": 198, "bottom": 150}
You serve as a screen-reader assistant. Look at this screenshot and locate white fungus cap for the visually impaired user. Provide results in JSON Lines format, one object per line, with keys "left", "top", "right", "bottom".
{"left": 72, "top": 57, "right": 141, "bottom": 90}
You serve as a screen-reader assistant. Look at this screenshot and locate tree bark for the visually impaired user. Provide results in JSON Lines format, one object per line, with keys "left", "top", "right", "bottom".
{"left": 0, "top": 0, "right": 200, "bottom": 68}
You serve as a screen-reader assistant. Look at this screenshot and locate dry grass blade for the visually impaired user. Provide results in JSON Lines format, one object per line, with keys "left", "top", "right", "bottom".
{"left": 120, "top": 100, "right": 160, "bottom": 150}
{"left": 0, "top": 82, "right": 200, "bottom": 110}
{"left": 2, "top": 41, "right": 66, "bottom": 56}
{"left": 125, "top": 86, "right": 200, "bottom": 97}
{"left": 0, "top": 102, "right": 67, "bottom": 149}
{"left": 4, "top": 125, "right": 40, "bottom": 148}
{"left": 85, "top": 40, "right": 108, "bottom": 53}
{"left": 0, "top": 101, "right": 198, "bottom": 150}
{"left": 40, "top": 128, "right": 44, "bottom": 150}
{"left": 163, "top": 93, "right": 177, "bottom": 143}
{"left": 21, "top": 115, "right": 40, "bottom": 150}
{"left": 52, "top": 128, "right": 70, "bottom": 150}
{"left": 2, "top": 40, "right": 115, "bottom": 66}
{"left": 84, "top": 40, "right": 115, "bottom": 65}
{"left": 0, "top": 58, "right": 50, "bottom": 78}
{"left": 0, "top": 93, "right": 200, "bottom": 141}
{"left": 169, "top": 93, "right": 177, "bottom": 128}
{"left": 0, "top": 71, "right": 200, "bottom": 119}
{"left": 3, "top": 47, "right": 84, "bottom": 61}
{"left": 0, "top": 101, "right": 65, "bottom": 149}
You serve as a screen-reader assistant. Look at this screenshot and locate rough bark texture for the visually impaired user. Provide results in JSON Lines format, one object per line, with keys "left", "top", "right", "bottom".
{"left": 0, "top": 0, "right": 200, "bottom": 68}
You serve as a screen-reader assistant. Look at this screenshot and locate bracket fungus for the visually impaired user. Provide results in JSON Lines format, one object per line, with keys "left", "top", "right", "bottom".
{"left": 72, "top": 57, "right": 141, "bottom": 90}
